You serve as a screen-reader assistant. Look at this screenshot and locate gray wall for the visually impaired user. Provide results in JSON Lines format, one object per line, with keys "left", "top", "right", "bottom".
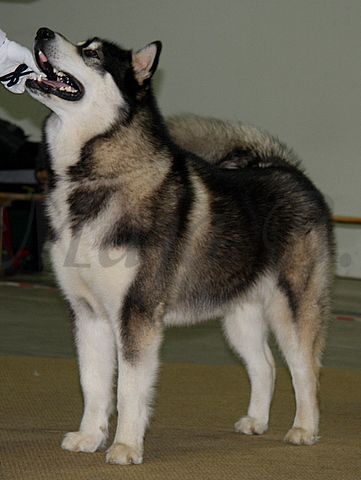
{"left": 1, "top": 0, "right": 360, "bottom": 277}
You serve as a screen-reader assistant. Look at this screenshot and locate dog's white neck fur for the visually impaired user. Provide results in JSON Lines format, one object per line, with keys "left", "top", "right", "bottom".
{"left": 26, "top": 31, "right": 125, "bottom": 175}
{"left": 46, "top": 81, "right": 124, "bottom": 176}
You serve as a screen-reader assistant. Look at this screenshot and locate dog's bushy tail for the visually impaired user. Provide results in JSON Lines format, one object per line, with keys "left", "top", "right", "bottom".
{"left": 167, "top": 113, "right": 301, "bottom": 169}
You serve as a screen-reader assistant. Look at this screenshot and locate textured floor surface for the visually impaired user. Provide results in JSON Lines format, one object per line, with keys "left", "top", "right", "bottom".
{"left": 1, "top": 357, "right": 361, "bottom": 480}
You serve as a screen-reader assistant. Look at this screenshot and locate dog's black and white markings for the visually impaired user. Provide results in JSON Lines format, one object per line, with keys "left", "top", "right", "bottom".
{"left": 26, "top": 27, "right": 334, "bottom": 465}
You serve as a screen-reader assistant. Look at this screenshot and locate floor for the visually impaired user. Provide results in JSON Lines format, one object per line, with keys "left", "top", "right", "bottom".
{"left": 0, "top": 274, "right": 360, "bottom": 368}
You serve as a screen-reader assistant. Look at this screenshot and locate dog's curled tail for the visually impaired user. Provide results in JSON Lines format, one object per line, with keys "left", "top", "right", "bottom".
{"left": 167, "top": 113, "right": 301, "bottom": 169}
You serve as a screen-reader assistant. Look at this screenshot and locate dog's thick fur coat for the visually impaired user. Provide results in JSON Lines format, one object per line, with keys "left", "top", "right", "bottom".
{"left": 26, "top": 28, "right": 334, "bottom": 465}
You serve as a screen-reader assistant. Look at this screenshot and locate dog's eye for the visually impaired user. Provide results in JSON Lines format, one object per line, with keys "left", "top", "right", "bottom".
{"left": 83, "top": 49, "right": 99, "bottom": 59}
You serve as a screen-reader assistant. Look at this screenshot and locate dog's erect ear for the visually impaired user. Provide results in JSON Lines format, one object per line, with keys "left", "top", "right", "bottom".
{"left": 132, "top": 41, "right": 162, "bottom": 86}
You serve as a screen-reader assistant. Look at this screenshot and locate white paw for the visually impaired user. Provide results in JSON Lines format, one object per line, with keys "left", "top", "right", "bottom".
{"left": 284, "top": 427, "right": 319, "bottom": 445}
{"left": 234, "top": 416, "right": 268, "bottom": 435}
{"left": 106, "top": 443, "right": 143, "bottom": 465}
{"left": 61, "top": 431, "right": 106, "bottom": 453}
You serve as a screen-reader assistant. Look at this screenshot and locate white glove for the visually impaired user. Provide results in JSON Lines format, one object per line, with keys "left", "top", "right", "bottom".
{"left": 0, "top": 31, "right": 40, "bottom": 94}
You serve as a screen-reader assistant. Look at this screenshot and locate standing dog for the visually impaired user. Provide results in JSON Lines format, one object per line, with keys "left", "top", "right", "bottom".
{"left": 26, "top": 27, "right": 333, "bottom": 465}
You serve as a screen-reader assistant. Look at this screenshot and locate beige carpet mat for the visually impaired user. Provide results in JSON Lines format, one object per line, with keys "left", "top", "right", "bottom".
{"left": 1, "top": 356, "right": 360, "bottom": 479}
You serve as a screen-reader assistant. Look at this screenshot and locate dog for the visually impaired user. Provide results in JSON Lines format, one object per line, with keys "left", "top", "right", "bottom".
{"left": 26, "top": 27, "right": 334, "bottom": 465}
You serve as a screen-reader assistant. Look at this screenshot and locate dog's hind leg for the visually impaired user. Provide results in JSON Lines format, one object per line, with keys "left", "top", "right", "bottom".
{"left": 267, "top": 259, "right": 330, "bottom": 445}
{"left": 223, "top": 301, "right": 275, "bottom": 435}
{"left": 61, "top": 300, "right": 116, "bottom": 453}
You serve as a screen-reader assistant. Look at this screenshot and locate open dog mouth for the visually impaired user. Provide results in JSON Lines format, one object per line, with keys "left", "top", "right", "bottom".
{"left": 26, "top": 48, "right": 84, "bottom": 101}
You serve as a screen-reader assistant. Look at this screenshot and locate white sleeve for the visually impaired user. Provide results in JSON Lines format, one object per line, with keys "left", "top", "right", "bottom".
{"left": 0, "top": 29, "right": 7, "bottom": 47}
{"left": 0, "top": 30, "right": 39, "bottom": 93}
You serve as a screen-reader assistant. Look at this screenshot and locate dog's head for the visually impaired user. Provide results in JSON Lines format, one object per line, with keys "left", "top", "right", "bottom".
{"left": 26, "top": 28, "right": 162, "bottom": 118}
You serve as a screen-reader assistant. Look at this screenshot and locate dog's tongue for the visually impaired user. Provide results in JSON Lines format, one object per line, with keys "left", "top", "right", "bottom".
{"left": 41, "top": 78, "right": 69, "bottom": 89}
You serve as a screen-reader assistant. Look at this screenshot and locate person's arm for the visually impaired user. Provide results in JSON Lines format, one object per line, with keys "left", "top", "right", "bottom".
{"left": 0, "top": 28, "right": 39, "bottom": 94}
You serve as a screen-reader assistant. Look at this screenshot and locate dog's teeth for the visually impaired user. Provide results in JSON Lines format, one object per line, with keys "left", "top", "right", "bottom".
{"left": 59, "top": 87, "right": 66, "bottom": 91}
{"left": 63, "top": 86, "right": 77, "bottom": 93}
{"left": 58, "top": 71, "right": 65, "bottom": 77}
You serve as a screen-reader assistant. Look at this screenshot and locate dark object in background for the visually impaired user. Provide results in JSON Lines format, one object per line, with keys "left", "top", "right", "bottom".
{"left": 0, "top": 118, "right": 47, "bottom": 274}
{"left": 0, "top": 117, "right": 40, "bottom": 177}
{"left": 0, "top": 118, "right": 28, "bottom": 163}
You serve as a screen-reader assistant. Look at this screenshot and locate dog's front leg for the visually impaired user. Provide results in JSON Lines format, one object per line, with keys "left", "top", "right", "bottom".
{"left": 106, "top": 300, "right": 164, "bottom": 465}
{"left": 62, "top": 300, "right": 116, "bottom": 453}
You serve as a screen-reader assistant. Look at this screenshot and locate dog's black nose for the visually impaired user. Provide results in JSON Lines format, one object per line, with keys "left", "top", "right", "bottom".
{"left": 36, "top": 28, "right": 55, "bottom": 41}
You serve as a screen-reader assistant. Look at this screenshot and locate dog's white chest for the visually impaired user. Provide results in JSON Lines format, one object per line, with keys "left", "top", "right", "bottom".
{"left": 51, "top": 223, "right": 139, "bottom": 319}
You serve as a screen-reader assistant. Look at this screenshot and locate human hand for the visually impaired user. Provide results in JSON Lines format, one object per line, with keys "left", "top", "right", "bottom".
{"left": 0, "top": 38, "right": 40, "bottom": 93}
